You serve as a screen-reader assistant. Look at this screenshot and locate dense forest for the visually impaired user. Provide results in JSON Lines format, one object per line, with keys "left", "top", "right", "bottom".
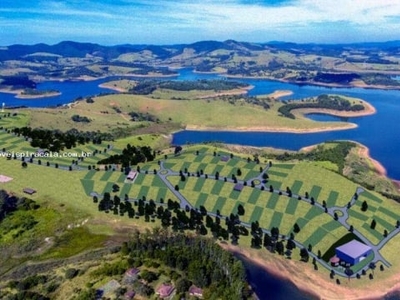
{"left": 9, "top": 127, "right": 113, "bottom": 152}
{"left": 278, "top": 94, "right": 364, "bottom": 119}
{"left": 96, "top": 143, "right": 155, "bottom": 167}
{"left": 122, "top": 230, "right": 252, "bottom": 299}
{"left": 273, "top": 141, "right": 356, "bottom": 174}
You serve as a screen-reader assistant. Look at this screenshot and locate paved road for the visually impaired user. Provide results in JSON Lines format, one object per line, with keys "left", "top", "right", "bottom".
{"left": 92, "top": 152, "right": 399, "bottom": 277}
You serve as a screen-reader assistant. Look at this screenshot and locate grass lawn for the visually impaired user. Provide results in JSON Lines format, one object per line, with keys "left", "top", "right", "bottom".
{"left": 25, "top": 93, "right": 355, "bottom": 132}
{"left": 279, "top": 162, "right": 358, "bottom": 207}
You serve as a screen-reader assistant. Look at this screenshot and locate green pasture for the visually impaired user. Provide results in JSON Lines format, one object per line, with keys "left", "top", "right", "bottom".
{"left": 44, "top": 93, "right": 352, "bottom": 132}
{"left": 276, "top": 162, "right": 357, "bottom": 207}
{"left": 346, "top": 190, "right": 400, "bottom": 245}
{"left": 173, "top": 172, "right": 348, "bottom": 253}
{"left": 162, "top": 149, "right": 265, "bottom": 180}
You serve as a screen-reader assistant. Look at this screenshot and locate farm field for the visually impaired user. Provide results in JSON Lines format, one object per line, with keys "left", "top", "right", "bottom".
{"left": 0, "top": 112, "right": 400, "bottom": 283}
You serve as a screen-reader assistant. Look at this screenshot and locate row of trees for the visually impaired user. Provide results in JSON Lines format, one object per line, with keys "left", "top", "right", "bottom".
{"left": 11, "top": 127, "right": 112, "bottom": 152}
{"left": 129, "top": 79, "right": 248, "bottom": 95}
{"left": 278, "top": 94, "right": 364, "bottom": 119}
{"left": 97, "top": 143, "right": 155, "bottom": 168}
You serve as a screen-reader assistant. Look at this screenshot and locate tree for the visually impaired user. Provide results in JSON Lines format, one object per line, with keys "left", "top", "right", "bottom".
{"left": 276, "top": 241, "right": 284, "bottom": 255}
{"left": 369, "top": 262, "right": 376, "bottom": 274}
{"left": 21, "top": 161, "right": 27, "bottom": 168}
{"left": 334, "top": 212, "right": 338, "bottom": 220}
{"left": 361, "top": 200, "right": 368, "bottom": 212}
{"left": 286, "top": 239, "right": 296, "bottom": 250}
{"left": 349, "top": 225, "right": 354, "bottom": 232}
{"left": 174, "top": 185, "right": 179, "bottom": 191}
{"left": 300, "top": 248, "right": 309, "bottom": 262}
{"left": 174, "top": 146, "right": 182, "bottom": 156}
{"left": 237, "top": 204, "right": 245, "bottom": 216}
{"left": 370, "top": 219, "right": 376, "bottom": 230}
{"left": 236, "top": 168, "right": 242, "bottom": 176}
{"left": 293, "top": 223, "right": 300, "bottom": 233}
{"left": 175, "top": 278, "right": 192, "bottom": 293}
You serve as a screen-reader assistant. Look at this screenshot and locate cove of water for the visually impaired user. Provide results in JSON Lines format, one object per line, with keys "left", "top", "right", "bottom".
{"left": 1, "top": 69, "right": 400, "bottom": 179}
{"left": 234, "top": 252, "right": 318, "bottom": 300}
{"left": 1, "top": 69, "right": 400, "bottom": 298}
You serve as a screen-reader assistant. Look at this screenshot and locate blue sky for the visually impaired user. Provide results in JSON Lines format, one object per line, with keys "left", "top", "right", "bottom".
{"left": 1, "top": 0, "right": 400, "bottom": 45}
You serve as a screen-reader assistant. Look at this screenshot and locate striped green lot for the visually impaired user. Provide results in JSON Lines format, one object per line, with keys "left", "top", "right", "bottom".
{"left": 266, "top": 193, "right": 280, "bottom": 209}
{"left": 309, "top": 185, "right": 322, "bottom": 200}
{"left": 195, "top": 193, "right": 208, "bottom": 208}
{"left": 267, "top": 169, "right": 288, "bottom": 178}
{"left": 212, "top": 197, "right": 227, "bottom": 213}
{"left": 249, "top": 206, "right": 264, "bottom": 223}
{"left": 326, "top": 191, "right": 338, "bottom": 207}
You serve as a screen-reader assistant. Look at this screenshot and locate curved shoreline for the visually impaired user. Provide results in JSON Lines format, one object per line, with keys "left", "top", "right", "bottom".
{"left": 225, "top": 74, "right": 400, "bottom": 90}
{"left": 0, "top": 88, "right": 61, "bottom": 99}
{"left": 294, "top": 98, "right": 376, "bottom": 118}
{"left": 184, "top": 123, "right": 358, "bottom": 134}
{"left": 221, "top": 243, "right": 400, "bottom": 300}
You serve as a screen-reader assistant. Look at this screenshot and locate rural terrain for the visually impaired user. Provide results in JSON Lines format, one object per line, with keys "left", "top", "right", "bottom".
{"left": 1, "top": 41, "right": 400, "bottom": 300}
{"left": 2, "top": 40, "right": 400, "bottom": 94}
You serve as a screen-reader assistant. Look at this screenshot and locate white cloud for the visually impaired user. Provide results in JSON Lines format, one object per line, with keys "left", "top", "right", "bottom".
{"left": 1, "top": 0, "right": 400, "bottom": 44}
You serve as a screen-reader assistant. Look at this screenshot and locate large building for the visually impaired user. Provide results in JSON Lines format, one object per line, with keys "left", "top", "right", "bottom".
{"left": 335, "top": 240, "right": 372, "bottom": 265}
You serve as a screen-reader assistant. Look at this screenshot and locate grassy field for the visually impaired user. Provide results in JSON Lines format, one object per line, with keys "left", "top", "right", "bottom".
{"left": 1, "top": 112, "right": 400, "bottom": 292}
{"left": 268, "top": 162, "right": 358, "bottom": 207}
{"left": 23, "top": 92, "right": 356, "bottom": 133}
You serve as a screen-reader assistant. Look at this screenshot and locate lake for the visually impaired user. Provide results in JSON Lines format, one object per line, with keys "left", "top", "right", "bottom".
{"left": 1, "top": 69, "right": 400, "bottom": 298}
{"left": 1, "top": 70, "right": 400, "bottom": 180}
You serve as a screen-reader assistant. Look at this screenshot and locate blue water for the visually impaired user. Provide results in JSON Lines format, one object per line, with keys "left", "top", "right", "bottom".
{"left": 2, "top": 69, "right": 399, "bottom": 298}
{"left": 1, "top": 69, "right": 400, "bottom": 179}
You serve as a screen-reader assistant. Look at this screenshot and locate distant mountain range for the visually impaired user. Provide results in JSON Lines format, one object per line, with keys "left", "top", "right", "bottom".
{"left": 1, "top": 40, "right": 400, "bottom": 61}
{"left": 1, "top": 40, "right": 400, "bottom": 89}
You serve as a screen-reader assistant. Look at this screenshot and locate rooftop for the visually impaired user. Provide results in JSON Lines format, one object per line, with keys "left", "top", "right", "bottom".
{"left": 336, "top": 240, "right": 372, "bottom": 259}
{"left": 156, "top": 283, "right": 175, "bottom": 298}
{"left": 233, "top": 183, "right": 244, "bottom": 191}
{"left": 23, "top": 188, "right": 36, "bottom": 195}
{"left": 189, "top": 285, "right": 203, "bottom": 296}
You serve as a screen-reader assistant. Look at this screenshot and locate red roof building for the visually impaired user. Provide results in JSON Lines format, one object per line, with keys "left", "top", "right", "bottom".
{"left": 127, "top": 171, "right": 138, "bottom": 181}
{"left": 189, "top": 285, "right": 203, "bottom": 298}
{"left": 156, "top": 283, "right": 175, "bottom": 298}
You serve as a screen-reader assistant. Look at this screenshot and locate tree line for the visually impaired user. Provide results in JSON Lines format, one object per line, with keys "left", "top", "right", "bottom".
{"left": 10, "top": 127, "right": 113, "bottom": 152}
{"left": 129, "top": 79, "right": 248, "bottom": 95}
{"left": 278, "top": 94, "right": 364, "bottom": 119}
{"left": 272, "top": 142, "right": 356, "bottom": 174}
{"left": 97, "top": 143, "right": 155, "bottom": 167}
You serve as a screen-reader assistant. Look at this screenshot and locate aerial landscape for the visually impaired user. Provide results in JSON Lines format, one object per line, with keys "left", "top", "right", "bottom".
{"left": 2, "top": 1, "right": 400, "bottom": 300}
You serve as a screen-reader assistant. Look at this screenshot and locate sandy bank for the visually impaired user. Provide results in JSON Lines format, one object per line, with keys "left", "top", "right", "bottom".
{"left": 98, "top": 83, "right": 127, "bottom": 93}
{"left": 267, "top": 90, "right": 293, "bottom": 99}
{"left": 0, "top": 88, "right": 61, "bottom": 99}
{"left": 185, "top": 122, "right": 357, "bottom": 134}
{"left": 220, "top": 243, "right": 400, "bottom": 300}
{"left": 355, "top": 143, "right": 387, "bottom": 176}
{"left": 300, "top": 141, "right": 385, "bottom": 175}
{"left": 15, "top": 92, "right": 61, "bottom": 99}
{"left": 225, "top": 74, "right": 400, "bottom": 90}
